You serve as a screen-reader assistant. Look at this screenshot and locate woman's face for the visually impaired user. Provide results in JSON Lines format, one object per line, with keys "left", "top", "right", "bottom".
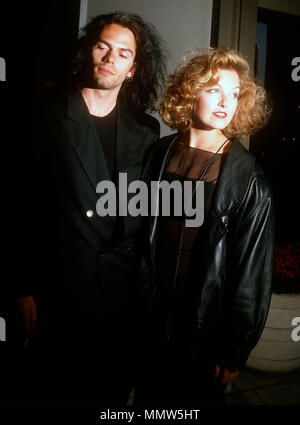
{"left": 193, "top": 68, "right": 240, "bottom": 131}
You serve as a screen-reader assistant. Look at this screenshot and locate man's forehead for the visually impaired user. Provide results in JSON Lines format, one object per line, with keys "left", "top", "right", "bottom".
{"left": 99, "top": 24, "right": 136, "bottom": 43}
{"left": 96, "top": 24, "right": 136, "bottom": 54}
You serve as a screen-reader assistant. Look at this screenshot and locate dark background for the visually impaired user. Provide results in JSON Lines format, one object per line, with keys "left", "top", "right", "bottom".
{"left": 0, "top": 1, "right": 80, "bottom": 296}
{"left": 250, "top": 8, "right": 300, "bottom": 244}
{"left": 0, "top": 5, "right": 81, "bottom": 409}
{"left": 0, "top": 4, "right": 80, "bottom": 416}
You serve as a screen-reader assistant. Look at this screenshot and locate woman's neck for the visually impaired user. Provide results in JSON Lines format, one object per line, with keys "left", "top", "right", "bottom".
{"left": 188, "top": 128, "right": 230, "bottom": 153}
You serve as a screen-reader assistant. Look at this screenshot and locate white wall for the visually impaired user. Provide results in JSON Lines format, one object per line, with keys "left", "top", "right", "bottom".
{"left": 80, "top": 0, "right": 213, "bottom": 136}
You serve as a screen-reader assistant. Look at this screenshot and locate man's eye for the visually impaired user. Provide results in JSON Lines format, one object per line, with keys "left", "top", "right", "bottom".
{"left": 207, "top": 88, "right": 217, "bottom": 93}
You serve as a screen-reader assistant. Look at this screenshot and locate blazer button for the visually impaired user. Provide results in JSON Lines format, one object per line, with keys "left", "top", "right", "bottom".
{"left": 86, "top": 210, "right": 94, "bottom": 218}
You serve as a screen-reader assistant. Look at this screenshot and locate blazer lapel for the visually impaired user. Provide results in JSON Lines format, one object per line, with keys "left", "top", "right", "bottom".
{"left": 61, "top": 93, "right": 111, "bottom": 193}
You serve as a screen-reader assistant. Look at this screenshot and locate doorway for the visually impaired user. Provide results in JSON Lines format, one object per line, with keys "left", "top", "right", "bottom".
{"left": 251, "top": 7, "right": 300, "bottom": 154}
{"left": 250, "top": 8, "right": 300, "bottom": 242}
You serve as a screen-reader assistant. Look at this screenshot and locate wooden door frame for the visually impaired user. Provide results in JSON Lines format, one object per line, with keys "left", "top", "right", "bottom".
{"left": 211, "top": 0, "right": 258, "bottom": 148}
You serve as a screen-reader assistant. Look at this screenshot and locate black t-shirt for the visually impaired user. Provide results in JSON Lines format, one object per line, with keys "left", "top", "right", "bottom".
{"left": 91, "top": 106, "right": 126, "bottom": 241}
{"left": 91, "top": 106, "right": 117, "bottom": 180}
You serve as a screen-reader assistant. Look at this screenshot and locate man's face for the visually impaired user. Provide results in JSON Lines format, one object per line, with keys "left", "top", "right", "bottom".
{"left": 90, "top": 23, "right": 137, "bottom": 92}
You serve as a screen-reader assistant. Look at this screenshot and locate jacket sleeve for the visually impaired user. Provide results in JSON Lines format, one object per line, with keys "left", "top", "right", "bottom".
{"left": 219, "top": 162, "right": 275, "bottom": 370}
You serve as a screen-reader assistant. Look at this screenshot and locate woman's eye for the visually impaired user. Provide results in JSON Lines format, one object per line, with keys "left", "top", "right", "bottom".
{"left": 207, "top": 88, "right": 218, "bottom": 93}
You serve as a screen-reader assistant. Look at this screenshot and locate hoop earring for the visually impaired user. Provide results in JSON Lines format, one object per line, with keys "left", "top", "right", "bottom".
{"left": 126, "top": 75, "right": 133, "bottom": 82}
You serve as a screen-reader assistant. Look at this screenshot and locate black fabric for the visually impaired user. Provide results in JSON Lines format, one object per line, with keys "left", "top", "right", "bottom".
{"left": 91, "top": 106, "right": 127, "bottom": 242}
{"left": 136, "top": 133, "right": 274, "bottom": 405}
{"left": 18, "top": 91, "right": 160, "bottom": 405}
{"left": 153, "top": 142, "right": 225, "bottom": 344}
{"left": 91, "top": 105, "right": 117, "bottom": 181}
{"left": 146, "top": 135, "right": 274, "bottom": 370}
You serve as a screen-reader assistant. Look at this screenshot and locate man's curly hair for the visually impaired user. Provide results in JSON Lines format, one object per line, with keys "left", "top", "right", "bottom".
{"left": 160, "top": 48, "right": 272, "bottom": 138}
{"left": 67, "top": 12, "right": 166, "bottom": 114}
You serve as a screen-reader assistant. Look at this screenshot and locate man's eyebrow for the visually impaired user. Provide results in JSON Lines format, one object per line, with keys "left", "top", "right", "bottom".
{"left": 97, "top": 38, "right": 134, "bottom": 56}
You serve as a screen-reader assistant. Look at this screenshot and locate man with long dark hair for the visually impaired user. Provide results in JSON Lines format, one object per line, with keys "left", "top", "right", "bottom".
{"left": 17, "top": 12, "right": 165, "bottom": 405}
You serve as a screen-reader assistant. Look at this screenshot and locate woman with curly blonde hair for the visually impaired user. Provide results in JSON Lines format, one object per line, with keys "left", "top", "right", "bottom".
{"left": 160, "top": 47, "right": 271, "bottom": 139}
{"left": 136, "top": 48, "right": 274, "bottom": 406}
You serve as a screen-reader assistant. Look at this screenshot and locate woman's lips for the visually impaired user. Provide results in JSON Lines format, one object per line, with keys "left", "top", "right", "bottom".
{"left": 212, "top": 112, "right": 227, "bottom": 119}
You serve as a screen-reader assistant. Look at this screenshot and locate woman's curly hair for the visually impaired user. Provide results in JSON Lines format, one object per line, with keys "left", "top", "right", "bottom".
{"left": 68, "top": 12, "right": 166, "bottom": 114}
{"left": 160, "top": 48, "right": 272, "bottom": 138}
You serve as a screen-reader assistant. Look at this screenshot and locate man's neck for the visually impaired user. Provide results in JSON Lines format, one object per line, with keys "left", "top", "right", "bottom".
{"left": 81, "top": 88, "right": 118, "bottom": 117}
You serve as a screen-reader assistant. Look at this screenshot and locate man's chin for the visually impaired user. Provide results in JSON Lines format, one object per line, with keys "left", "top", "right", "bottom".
{"left": 94, "top": 79, "right": 119, "bottom": 90}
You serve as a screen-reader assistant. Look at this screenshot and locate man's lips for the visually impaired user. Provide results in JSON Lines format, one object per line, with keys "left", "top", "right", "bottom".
{"left": 212, "top": 111, "right": 227, "bottom": 119}
{"left": 97, "top": 66, "right": 114, "bottom": 75}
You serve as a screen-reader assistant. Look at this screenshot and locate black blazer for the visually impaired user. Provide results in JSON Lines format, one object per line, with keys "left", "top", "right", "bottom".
{"left": 31, "top": 92, "right": 159, "bottom": 315}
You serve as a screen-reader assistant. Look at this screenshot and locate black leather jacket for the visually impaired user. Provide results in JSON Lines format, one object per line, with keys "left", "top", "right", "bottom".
{"left": 144, "top": 134, "right": 275, "bottom": 370}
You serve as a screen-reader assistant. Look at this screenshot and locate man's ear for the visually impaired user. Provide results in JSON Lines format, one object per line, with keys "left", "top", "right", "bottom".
{"left": 127, "top": 62, "right": 137, "bottom": 79}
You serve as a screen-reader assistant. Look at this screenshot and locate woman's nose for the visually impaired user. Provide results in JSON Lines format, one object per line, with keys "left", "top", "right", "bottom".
{"left": 218, "top": 94, "right": 229, "bottom": 108}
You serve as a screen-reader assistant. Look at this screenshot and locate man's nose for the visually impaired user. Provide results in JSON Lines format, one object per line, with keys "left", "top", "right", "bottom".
{"left": 103, "top": 49, "right": 115, "bottom": 63}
